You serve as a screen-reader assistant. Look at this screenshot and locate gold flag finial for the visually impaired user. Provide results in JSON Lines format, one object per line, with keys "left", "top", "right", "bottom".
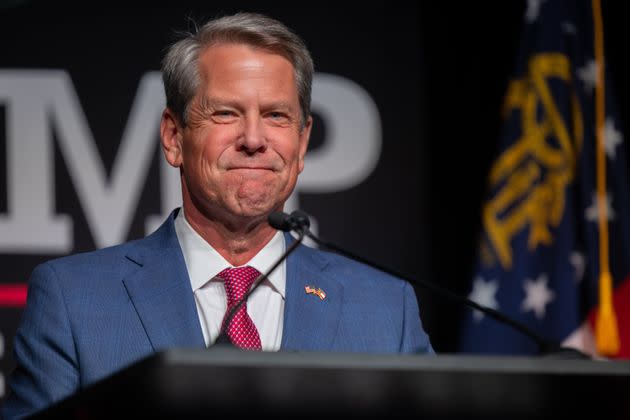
{"left": 595, "top": 271, "right": 620, "bottom": 355}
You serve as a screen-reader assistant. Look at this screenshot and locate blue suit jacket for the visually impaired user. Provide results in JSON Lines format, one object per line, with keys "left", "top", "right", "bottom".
{"left": 3, "top": 211, "right": 433, "bottom": 418}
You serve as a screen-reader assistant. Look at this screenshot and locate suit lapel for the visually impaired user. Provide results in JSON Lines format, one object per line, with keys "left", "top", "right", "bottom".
{"left": 281, "top": 234, "right": 344, "bottom": 351}
{"left": 122, "top": 212, "right": 205, "bottom": 351}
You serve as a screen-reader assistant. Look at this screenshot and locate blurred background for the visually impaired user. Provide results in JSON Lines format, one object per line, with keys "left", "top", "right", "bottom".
{"left": 0, "top": 0, "right": 629, "bottom": 404}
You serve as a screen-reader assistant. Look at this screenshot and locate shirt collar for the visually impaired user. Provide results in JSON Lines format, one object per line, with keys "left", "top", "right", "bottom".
{"left": 174, "top": 209, "right": 286, "bottom": 297}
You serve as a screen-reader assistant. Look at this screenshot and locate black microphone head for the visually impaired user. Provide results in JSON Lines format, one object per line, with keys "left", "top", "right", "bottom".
{"left": 268, "top": 211, "right": 292, "bottom": 231}
{"left": 290, "top": 210, "right": 311, "bottom": 229}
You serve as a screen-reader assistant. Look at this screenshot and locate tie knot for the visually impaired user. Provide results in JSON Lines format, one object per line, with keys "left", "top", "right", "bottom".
{"left": 217, "top": 266, "right": 261, "bottom": 306}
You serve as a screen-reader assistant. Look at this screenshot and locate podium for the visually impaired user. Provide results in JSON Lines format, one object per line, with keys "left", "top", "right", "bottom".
{"left": 32, "top": 348, "right": 630, "bottom": 419}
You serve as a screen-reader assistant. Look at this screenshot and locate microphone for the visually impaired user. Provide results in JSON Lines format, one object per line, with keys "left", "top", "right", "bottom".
{"left": 285, "top": 210, "right": 590, "bottom": 359}
{"left": 211, "top": 211, "right": 309, "bottom": 348}
{"left": 268, "top": 210, "right": 310, "bottom": 232}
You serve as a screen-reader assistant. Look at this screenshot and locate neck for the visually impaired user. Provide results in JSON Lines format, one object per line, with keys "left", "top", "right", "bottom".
{"left": 182, "top": 203, "right": 277, "bottom": 267}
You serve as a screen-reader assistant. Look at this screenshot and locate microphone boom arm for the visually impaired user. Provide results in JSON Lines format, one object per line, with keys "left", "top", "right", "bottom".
{"left": 289, "top": 211, "right": 588, "bottom": 358}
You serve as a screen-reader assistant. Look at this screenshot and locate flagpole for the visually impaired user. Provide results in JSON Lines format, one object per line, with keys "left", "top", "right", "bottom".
{"left": 592, "top": 0, "right": 620, "bottom": 356}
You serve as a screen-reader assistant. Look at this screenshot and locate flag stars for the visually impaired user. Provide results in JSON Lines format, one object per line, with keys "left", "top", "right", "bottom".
{"left": 604, "top": 118, "right": 623, "bottom": 159}
{"left": 561, "top": 22, "right": 576, "bottom": 35}
{"left": 577, "top": 60, "right": 598, "bottom": 93}
{"left": 525, "top": 0, "right": 545, "bottom": 23}
{"left": 585, "top": 192, "right": 616, "bottom": 222}
{"left": 570, "top": 251, "right": 585, "bottom": 283}
{"left": 521, "top": 274, "right": 555, "bottom": 319}
{"left": 468, "top": 277, "right": 500, "bottom": 322}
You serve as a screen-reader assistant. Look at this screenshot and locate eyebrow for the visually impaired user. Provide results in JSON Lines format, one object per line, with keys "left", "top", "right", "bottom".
{"left": 260, "top": 102, "right": 294, "bottom": 113}
{"left": 198, "top": 96, "right": 234, "bottom": 111}
{"left": 199, "top": 95, "right": 295, "bottom": 113}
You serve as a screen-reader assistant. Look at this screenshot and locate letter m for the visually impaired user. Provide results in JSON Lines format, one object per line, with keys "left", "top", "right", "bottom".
{"left": 0, "top": 70, "right": 168, "bottom": 253}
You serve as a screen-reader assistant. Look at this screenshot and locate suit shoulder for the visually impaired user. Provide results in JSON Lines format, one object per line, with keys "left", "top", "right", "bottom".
{"left": 29, "top": 236, "right": 149, "bottom": 291}
{"left": 36, "top": 211, "right": 178, "bottom": 275}
{"left": 40, "top": 237, "right": 143, "bottom": 270}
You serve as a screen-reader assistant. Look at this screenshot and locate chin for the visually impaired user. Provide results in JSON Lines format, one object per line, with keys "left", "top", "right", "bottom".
{"left": 231, "top": 201, "right": 275, "bottom": 219}
{"left": 234, "top": 189, "right": 285, "bottom": 216}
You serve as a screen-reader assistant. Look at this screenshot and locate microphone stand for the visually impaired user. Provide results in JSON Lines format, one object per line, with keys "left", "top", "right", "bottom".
{"left": 289, "top": 211, "right": 590, "bottom": 359}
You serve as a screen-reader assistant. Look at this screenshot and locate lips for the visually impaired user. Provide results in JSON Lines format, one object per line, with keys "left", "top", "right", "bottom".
{"left": 225, "top": 161, "right": 278, "bottom": 171}
{"left": 227, "top": 166, "right": 274, "bottom": 171}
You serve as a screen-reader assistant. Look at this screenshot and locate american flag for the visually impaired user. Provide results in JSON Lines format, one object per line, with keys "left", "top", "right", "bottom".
{"left": 459, "top": 0, "right": 630, "bottom": 358}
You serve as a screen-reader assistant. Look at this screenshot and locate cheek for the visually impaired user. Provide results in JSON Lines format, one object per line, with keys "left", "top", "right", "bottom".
{"left": 203, "top": 126, "right": 242, "bottom": 166}
{"left": 184, "top": 132, "right": 228, "bottom": 172}
{"left": 274, "top": 133, "right": 303, "bottom": 163}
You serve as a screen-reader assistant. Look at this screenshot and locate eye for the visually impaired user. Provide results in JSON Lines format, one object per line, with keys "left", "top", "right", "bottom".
{"left": 266, "top": 111, "right": 291, "bottom": 125}
{"left": 211, "top": 110, "right": 237, "bottom": 123}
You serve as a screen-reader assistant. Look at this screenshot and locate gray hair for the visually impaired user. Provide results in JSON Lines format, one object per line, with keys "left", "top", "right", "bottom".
{"left": 161, "top": 12, "right": 314, "bottom": 128}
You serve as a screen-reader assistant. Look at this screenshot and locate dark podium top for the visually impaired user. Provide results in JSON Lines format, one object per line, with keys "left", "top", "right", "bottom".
{"left": 32, "top": 348, "right": 630, "bottom": 419}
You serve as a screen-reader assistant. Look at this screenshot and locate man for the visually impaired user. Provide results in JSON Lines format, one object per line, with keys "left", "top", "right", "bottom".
{"left": 3, "top": 12, "right": 433, "bottom": 419}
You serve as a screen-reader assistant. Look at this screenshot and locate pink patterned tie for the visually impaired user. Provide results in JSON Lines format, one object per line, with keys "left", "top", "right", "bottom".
{"left": 217, "top": 266, "right": 262, "bottom": 350}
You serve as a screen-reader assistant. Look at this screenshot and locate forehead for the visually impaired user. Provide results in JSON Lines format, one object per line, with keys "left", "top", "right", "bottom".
{"left": 197, "top": 42, "right": 297, "bottom": 86}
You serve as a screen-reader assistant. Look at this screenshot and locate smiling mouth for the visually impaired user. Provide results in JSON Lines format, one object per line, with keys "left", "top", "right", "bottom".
{"left": 227, "top": 167, "right": 276, "bottom": 173}
{"left": 228, "top": 167, "right": 273, "bottom": 171}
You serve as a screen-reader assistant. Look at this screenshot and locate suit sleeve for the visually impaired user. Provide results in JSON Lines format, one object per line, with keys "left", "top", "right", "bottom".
{"left": 400, "top": 281, "right": 435, "bottom": 354}
{"left": 2, "top": 262, "right": 80, "bottom": 419}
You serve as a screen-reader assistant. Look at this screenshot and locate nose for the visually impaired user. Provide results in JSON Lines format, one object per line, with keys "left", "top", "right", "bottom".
{"left": 236, "top": 115, "right": 267, "bottom": 154}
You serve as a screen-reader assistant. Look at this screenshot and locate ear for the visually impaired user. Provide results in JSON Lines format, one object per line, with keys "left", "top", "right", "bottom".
{"left": 160, "top": 108, "right": 184, "bottom": 168}
{"left": 297, "top": 116, "right": 312, "bottom": 174}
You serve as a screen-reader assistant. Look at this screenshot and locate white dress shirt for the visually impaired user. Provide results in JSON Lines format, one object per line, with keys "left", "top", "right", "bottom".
{"left": 174, "top": 210, "right": 285, "bottom": 351}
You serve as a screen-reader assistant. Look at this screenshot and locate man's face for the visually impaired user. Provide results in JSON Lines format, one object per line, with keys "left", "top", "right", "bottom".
{"left": 162, "top": 43, "right": 311, "bottom": 224}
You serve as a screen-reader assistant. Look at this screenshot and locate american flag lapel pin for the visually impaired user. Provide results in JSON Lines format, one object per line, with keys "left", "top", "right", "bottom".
{"left": 305, "top": 285, "right": 326, "bottom": 300}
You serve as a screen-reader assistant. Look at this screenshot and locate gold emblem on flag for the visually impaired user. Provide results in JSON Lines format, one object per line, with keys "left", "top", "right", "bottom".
{"left": 482, "top": 53, "right": 583, "bottom": 270}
